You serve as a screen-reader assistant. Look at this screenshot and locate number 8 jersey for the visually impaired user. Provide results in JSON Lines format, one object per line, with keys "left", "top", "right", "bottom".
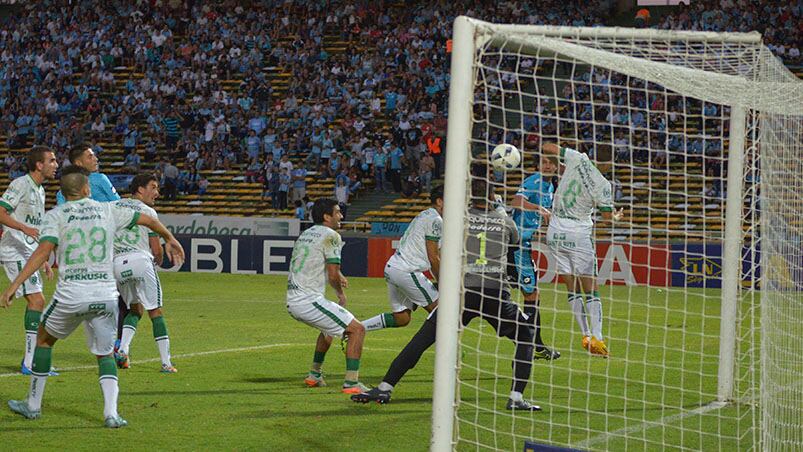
{"left": 552, "top": 147, "right": 614, "bottom": 232}
{"left": 39, "top": 199, "right": 140, "bottom": 303}
{"left": 286, "top": 224, "right": 343, "bottom": 305}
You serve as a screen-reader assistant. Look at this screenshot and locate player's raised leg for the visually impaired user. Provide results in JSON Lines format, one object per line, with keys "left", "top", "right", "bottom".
{"left": 363, "top": 188, "right": 443, "bottom": 332}
{"left": 353, "top": 309, "right": 438, "bottom": 404}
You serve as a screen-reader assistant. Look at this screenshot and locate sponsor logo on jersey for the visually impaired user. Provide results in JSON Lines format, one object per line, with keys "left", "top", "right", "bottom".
{"left": 24, "top": 214, "right": 42, "bottom": 226}
{"left": 63, "top": 271, "right": 111, "bottom": 281}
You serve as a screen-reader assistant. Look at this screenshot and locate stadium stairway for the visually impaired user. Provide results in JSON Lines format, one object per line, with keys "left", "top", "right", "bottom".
{"left": 347, "top": 190, "right": 400, "bottom": 224}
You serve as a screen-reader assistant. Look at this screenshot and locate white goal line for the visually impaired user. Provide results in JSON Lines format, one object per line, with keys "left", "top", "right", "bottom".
{"left": 574, "top": 400, "right": 729, "bottom": 449}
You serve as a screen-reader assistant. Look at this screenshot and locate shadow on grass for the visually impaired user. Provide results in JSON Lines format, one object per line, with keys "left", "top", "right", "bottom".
{"left": 235, "top": 407, "right": 429, "bottom": 419}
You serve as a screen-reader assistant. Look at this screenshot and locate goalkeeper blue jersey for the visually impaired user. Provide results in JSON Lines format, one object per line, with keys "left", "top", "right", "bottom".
{"left": 512, "top": 172, "right": 553, "bottom": 241}
{"left": 56, "top": 172, "right": 121, "bottom": 205}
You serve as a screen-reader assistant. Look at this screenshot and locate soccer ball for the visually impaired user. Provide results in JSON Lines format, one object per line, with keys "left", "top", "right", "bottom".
{"left": 490, "top": 143, "right": 521, "bottom": 171}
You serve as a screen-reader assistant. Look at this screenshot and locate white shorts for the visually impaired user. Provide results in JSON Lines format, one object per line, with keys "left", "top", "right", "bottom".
{"left": 546, "top": 223, "right": 597, "bottom": 276}
{"left": 287, "top": 297, "right": 355, "bottom": 337}
{"left": 2, "top": 260, "right": 43, "bottom": 298}
{"left": 41, "top": 299, "right": 118, "bottom": 356}
{"left": 384, "top": 262, "right": 438, "bottom": 313}
{"left": 114, "top": 253, "right": 162, "bottom": 311}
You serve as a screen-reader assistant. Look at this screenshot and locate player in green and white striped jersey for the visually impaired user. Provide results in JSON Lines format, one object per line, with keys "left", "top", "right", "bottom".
{"left": 287, "top": 198, "right": 368, "bottom": 394}
{"left": 0, "top": 146, "right": 58, "bottom": 375}
{"left": 542, "top": 142, "right": 623, "bottom": 357}
{"left": 0, "top": 166, "right": 184, "bottom": 427}
{"left": 113, "top": 173, "right": 176, "bottom": 373}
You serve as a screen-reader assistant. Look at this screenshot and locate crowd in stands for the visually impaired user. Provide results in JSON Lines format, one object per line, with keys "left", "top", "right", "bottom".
{"left": 655, "top": 0, "right": 801, "bottom": 65}
{"left": 0, "top": 0, "right": 796, "bottom": 212}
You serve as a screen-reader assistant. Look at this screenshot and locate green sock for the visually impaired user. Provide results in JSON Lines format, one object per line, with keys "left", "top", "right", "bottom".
{"left": 32, "top": 347, "right": 52, "bottom": 375}
{"left": 311, "top": 351, "right": 326, "bottom": 373}
{"left": 382, "top": 313, "right": 398, "bottom": 328}
{"left": 344, "top": 358, "right": 361, "bottom": 384}
{"left": 151, "top": 316, "right": 168, "bottom": 339}
{"left": 123, "top": 312, "right": 141, "bottom": 329}
{"left": 98, "top": 356, "right": 117, "bottom": 378}
{"left": 24, "top": 308, "right": 41, "bottom": 332}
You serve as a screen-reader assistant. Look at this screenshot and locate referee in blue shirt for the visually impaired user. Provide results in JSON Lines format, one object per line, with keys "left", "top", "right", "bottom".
{"left": 511, "top": 154, "right": 560, "bottom": 360}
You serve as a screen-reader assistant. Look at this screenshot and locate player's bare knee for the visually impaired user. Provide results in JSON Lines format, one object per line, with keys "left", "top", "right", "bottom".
{"left": 346, "top": 320, "right": 365, "bottom": 337}
{"left": 393, "top": 310, "right": 411, "bottom": 327}
{"left": 148, "top": 307, "right": 162, "bottom": 318}
{"left": 523, "top": 290, "right": 539, "bottom": 304}
{"left": 35, "top": 325, "right": 57, "bottom": 347}
{"left": 26, "top": 293, "right": 45, "bottom": 311}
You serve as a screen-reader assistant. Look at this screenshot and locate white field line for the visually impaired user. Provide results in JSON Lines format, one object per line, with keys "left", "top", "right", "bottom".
{"left": 574, "top": 400, "right": 729, "bottom": 450}
{"left": 0, "top": 342, "right": 403, "bottom": 378}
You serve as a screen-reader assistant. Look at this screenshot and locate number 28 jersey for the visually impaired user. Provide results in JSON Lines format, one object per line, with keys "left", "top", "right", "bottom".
{"left": 286, "top": 225, "right": 343, "bottom": 305}
{"left": 40, "top": 199, "right": 139, "bottom": 304}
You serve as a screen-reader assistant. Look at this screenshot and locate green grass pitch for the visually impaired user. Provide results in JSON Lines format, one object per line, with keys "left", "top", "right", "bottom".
{"left": 0, "top": 273, "right": 755, "bottom": 451}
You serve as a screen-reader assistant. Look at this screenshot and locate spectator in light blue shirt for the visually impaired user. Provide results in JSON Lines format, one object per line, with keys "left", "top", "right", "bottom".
{"left": 389, "top": 144, "right": 404, "bottom": 192}
{"left": 246, "top": 130, "right": 261, "bottom": 160}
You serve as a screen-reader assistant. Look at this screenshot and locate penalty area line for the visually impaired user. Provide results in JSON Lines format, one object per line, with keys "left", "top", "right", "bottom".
{"left": 0, "top": 343, "right": 304, "bottom": 378}
{"left": 574, "top": 400, "right": 729, "bottom": 449}
{"left": 0, "top": 343, "right": 407, "bottom": 378}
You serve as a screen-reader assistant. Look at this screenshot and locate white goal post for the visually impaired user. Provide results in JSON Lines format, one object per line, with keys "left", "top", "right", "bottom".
{"left": 433, "top": 16, "right": 803, "bottom": 451}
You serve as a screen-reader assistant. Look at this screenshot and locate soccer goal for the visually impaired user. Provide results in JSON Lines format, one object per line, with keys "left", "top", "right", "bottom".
{"left": 432, "top": 16, "right": 803, "bottom": 451}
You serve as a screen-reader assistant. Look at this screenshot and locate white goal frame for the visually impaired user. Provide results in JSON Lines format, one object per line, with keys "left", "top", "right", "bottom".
{"left": 431, "top": 16, "right": 800, "bottom": 451}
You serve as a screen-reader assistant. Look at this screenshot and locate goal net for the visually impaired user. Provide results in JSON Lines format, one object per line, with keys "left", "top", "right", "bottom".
{"left": 432, "top": 17, "right": 803, "bottom": 451}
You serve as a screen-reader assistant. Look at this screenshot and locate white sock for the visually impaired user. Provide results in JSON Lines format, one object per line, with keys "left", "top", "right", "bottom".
{"left": 377, "top": 381, "right": 394, "bottom": 392}
{"left": 509, "top": 391, "right": 523, "bottom": 402}
{"left": 99, "top": 376, "right": 119, "bottom": 418}
{"left": 119, "top": 326, "right": 136, "bottom": 355}
{"left": 569, "top": 293, "right": 590, "bottom": 337}
{"left": 586, "top": 295, "right": 604, "bottom": 341}
{"left": 23, "top": 332, "right": 36, "bottom": 369}
{"left": 156, "top": 337, "right": 172, "bottom": 366}
{"left": 362, "top": 314, "right": 388, "bottom": 332}
{"left": 120, "top": 325, "right": 137, "bottom": 355}
{"left": 27, "top": 374, "right": 48, "bottom": 411}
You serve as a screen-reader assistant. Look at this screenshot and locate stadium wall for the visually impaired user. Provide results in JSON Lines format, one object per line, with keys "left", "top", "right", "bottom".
{"left": 163, "top": 234, "right": 767, "bottom": 289}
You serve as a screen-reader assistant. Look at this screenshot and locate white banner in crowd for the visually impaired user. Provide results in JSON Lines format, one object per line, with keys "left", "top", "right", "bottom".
{"left": 161, "top": 214, "right": 300, "bottom": 237}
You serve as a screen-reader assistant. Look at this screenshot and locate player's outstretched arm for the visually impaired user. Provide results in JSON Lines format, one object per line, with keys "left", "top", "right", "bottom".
{"left": 0, "top": 208, "right": 39, "bottom": 241}
{"left": 1, "top": 241, "right": 54, "bottom": 308}
{"left": 137, "top": 214, "right": 184, "bottom": 267}
{"left": 511, "top": 195, "right": 551, "bottom": 223}
{"left": 326, "top": 263, "right": 347, "bottom": 306}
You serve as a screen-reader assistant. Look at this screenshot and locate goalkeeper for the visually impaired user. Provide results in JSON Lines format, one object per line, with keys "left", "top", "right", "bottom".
{"left": 542, "top": 142, "right": 623, "bottom": 357}
{"left": 351, "top": 165, "right": 542, "bottom": 411}
{"left": 510, "top": 153, "right": 561, "bottom": 360}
